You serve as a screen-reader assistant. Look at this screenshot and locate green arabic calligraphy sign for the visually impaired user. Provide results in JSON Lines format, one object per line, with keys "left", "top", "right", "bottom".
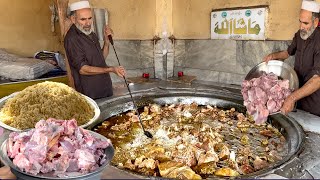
{"left": 211, "top": 7, "right": 266, "bottom": 40}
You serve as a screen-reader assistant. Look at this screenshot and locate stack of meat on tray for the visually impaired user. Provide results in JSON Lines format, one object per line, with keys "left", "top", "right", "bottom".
{"left": 7, "top": 119, "right": 110, "bottom": 177}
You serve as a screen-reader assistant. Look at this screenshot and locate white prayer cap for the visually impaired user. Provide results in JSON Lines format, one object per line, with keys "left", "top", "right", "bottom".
{"left": 70, "top": 1, "right": 91, "bottom": 11}
{"left": 301, "top": 0, "right": 320, "bottom": 13}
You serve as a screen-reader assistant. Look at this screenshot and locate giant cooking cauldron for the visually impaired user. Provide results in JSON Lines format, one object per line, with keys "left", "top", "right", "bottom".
{"left": 90, "top": 86, "right": 305, "bottom": 179}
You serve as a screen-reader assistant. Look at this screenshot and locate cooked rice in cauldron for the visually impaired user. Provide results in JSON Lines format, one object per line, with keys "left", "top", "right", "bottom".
{"left": 0, "top": 81, "right": 94, "bottom": 130}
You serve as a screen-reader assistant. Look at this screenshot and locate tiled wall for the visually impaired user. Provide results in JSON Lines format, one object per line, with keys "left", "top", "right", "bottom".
{"left": 174, "top": 40, "right": 295, "bottom": 85}
{"left": 106, "top": 40, "right": 155, "bottom": 82}
{"left": 106, "top": 39, "right": 295, "bottom": 85}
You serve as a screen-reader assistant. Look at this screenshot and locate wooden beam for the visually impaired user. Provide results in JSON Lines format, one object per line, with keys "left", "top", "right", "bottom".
{"left": 54, "top": 0, "right": 75, "bottom": 88}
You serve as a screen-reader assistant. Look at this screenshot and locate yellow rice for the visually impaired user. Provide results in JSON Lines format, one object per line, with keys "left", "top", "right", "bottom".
{"left": 0, "top": 81, "right": 94, "bottom": 130}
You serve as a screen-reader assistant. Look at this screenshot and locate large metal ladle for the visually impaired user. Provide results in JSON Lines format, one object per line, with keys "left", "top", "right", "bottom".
{"left": 108, "top": 35, "right": 153, "bottom": 138}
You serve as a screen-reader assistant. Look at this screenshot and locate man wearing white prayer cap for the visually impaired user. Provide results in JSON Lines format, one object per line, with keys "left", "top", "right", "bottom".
{"left": 263, "top": 0, "right": 320, "bottom": 117}
{"left": 69, "top": 0, "right": 91, "bottom": 11}
{"left": 64, "top": 0, "right": 126, "bottom": 99}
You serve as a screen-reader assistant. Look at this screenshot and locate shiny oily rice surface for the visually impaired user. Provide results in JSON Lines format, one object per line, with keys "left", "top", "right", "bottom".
{"left": 0, "top": 81, "right": 94, "bottom": 130}
{"left": 95, "top": 103, "right": 287, "bottom": 179}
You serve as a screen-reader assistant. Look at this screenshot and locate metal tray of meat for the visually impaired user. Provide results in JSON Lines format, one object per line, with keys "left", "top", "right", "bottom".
{"left": 0, "top": 130, "right": 114, "bottom": 180}
{"left": 245, "top": 60, "right": 299, "bottom": 90}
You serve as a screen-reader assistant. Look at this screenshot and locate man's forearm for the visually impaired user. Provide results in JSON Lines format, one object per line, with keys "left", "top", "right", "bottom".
{"left": 290, "top": 75, "right": 320, "bottom": 101}
{"left": 272, "top": 51, "right": 290, "bottom": 60}
{"left": 79, "top": 65, "right": 114, "bottom": 75}
{"left": 102, "top": 41, "right": 110, "bottom": 59}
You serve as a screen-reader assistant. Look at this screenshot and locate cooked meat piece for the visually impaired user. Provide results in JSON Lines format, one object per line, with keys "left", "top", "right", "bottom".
{"left": 144, "top": 106, "right": 149, "bottom": 114}
{"left": 240, "top": 164, "right": 255, "bottom": 174}
{"left": 130, "top": 115, "right": 139, "bottom": 123}
{"left": 190, "top": 102, "right": 199, "bottom": 110}
{"left": 218, "top": 110, "right": 226, "bottom": 117}
{"left": 193, "top": 162, "right": 217, "bottom": 174}
{"left": 150, "top": 104, "right": 161, "bottom": 114}
{"left": 198, "top": 149, "right": 219, "bottom": 165}
{"left": 124, "top": 159, "right": 136, "bottom": 170}
{"left": 158, "top": 161, "right": 184, "bottom": 177}
{"left": 268, "top": 150, "right": 282, "bottom": 161}
{"left": 215, "top": 167, "right": 239, "bottom": 177}
{"left": 240, "top": 135, "right": 250, "bottom": 145}
{"left": 193, "top": 146, "right": 206, "bottom": 161}
{"left": 110, "top": 122, "right": 131, "bottom": 131}
{"left": 259, "top": 129, "right": 273, "bottom": 137}
{"left": 134, "top": 155, "right": 146, "bottom": 167}
{"left": 145, "top": 146, "right": 165, "bottom": 159}
{"left": 253, "top": 156, "right": 268, "bottom": 170}
{"left": 237, "top": 113, "right": 246, "bottom": 121}
{"left": 236, "top": 156, "right": 250, "bottom": 165}
{"left": 194, "top": 112, "right": 206, "bottom": 121}
{"left": 276, "top": 143, "right": 285, "bottom": 152}
{"left": 172, "top": 148, "right": 197, "bottom": 166}
{"left": 261, "top": 139, "right": 269, "bottom": 146}
{"left": 168, "top": 104, "right": 175, "bottom": 109}
{"left": 166, "top": 166, "right": 202, "bottom": 180}
{"left": 218, "top": 145, "right": 230, "bottom": 160}
{"left": 201, "top": 106, "right": 212, "bottom": 113}
{"left": 237, "top": 147, "right": 253, "bottom": 157}
{"left": 126, "top": 111, "right": 135, "bottom": 117}
{"left": 138, "top": 158, "right": 158, "bottom": 169}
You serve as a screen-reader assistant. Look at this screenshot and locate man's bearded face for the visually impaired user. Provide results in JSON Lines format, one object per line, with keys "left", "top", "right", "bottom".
{"left": 74, "top": 8, "right": 93, "bottom": 35}
{"left": 75, "top": 23, "right": 93, "bottom": 35}
{"left": 299, "top": 10, "right": 317, "bottom": 40}
{"left": 300, "top": 22, "right": 316, "bottom": 40}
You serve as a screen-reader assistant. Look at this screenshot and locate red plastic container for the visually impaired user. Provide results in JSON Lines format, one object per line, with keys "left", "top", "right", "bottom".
{"left": 142, "top": 73, "right": 150, "bottom": 78}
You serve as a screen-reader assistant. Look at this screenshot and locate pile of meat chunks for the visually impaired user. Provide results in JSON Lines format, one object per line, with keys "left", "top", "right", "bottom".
{"left": 241, "top": 72, "right": 292, "bottom": 124}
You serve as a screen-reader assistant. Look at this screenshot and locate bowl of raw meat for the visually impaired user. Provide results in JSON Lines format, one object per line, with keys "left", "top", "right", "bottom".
{"left": 0, "top": 119, "right": 114, "bottom": 180}
{"left": 242, "top": 60, "right": 299, "bottom": 124}
{"left": 245, "top": 60, "right": 299, "bottom": 90}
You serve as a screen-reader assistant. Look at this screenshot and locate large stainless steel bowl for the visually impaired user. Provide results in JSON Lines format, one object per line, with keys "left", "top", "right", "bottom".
{"left": 0, "top": 92, "right": 100, "bottom": 132}
{"left": 0, "top": 130, "right": 114, "bottom": 180}
{"left": 245, "top": 60, "right": 299, "bottom": 90}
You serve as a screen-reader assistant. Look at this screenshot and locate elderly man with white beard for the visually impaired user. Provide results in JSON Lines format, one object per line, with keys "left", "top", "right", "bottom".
{"left": 263, "top": 0, "right": 320, "bottom": 116}
{"left": 64, "top": 1, "right": 126, "bottom": 99}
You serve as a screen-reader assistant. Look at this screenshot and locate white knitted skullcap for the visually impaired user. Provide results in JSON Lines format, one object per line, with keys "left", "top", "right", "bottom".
{"left": 70, "top": 1, "right": 91, "bottom": 11}
{"left": 301, "top": 0, "right": 320, "bottom": 13}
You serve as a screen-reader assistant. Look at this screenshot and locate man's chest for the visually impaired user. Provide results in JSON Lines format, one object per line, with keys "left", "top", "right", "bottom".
{"left": 79, "top": 36, "right": 106, "bottom": 66}
{"left": 295, "top": 39, "right": 316, "bottom": 70}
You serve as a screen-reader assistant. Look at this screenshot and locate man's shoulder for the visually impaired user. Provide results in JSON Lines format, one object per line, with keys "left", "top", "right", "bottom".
{"left": 293, "top": 29, "right": 300, "bottom": 37}
{"left": 312, "top": 28, "right": 320, "bottom": 51}
{"left": 313, "top": 27, "right": 320, "bottom": 41}
{"left": 64, "top": 25, "right": 80, "bottom": 50}
{"left": 314, "top": 27, "right": 320, "bottom": 36}
{"left": 65, "top": 25, "right": 78, "bottom": 41}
